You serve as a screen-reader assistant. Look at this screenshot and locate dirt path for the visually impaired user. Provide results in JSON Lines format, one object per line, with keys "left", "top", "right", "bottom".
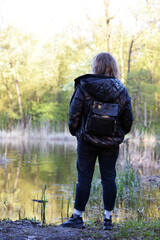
{"left": 0, "top": 220, "right": 113, "bottom": 240}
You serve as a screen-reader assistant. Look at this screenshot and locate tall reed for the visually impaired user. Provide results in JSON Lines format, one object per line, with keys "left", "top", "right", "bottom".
{"left": 61, "top": 196, "right": 64, "bottom": 222}
{"left": 86, "top": 161, "right": 146, "bottom": 221}
{"left": 41, "top": 184, "right": 47, "bottom": 224}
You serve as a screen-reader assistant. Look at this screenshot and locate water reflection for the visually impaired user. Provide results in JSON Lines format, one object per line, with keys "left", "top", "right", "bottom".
{"left": 0, "top": 139, "right": 77, "bottom": 223}
{"left": 0, "top": 138, "right": 159, "bottom": 223}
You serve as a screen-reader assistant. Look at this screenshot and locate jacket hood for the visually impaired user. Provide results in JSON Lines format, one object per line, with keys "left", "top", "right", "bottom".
{"left": 74, "top": 74, "right": 124, "bottom": 101}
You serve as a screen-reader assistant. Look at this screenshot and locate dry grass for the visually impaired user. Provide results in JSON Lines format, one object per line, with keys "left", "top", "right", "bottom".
{"left": 0, "top": 126, "right": 159, "bottom": 169}
{"left": 120, "top": 131, "right": 159, "bottom": 170}
{"left": 0, "top": 125, "right": 74, "bottom": 142}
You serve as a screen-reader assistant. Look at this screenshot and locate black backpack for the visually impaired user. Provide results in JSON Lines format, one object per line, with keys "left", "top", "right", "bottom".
{"left": 85, "top": 100, "right": 118, "bottom": 137}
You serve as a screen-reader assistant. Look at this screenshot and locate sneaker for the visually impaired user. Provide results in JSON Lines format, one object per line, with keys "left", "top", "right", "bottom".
{"left": 103, "top": 216, "right": 112, "bottom": 230}
{"left": 60, "top": 214, "right": 85, "bottom": 229}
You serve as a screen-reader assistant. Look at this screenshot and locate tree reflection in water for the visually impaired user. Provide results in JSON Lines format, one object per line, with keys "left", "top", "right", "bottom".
{"left": 0, "top": 138, "right": 159, "bottom": 223}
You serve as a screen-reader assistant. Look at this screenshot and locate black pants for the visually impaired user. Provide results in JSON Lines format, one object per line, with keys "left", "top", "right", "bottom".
{"left": 74, "top": 140, "right": 119, "bottom": 211}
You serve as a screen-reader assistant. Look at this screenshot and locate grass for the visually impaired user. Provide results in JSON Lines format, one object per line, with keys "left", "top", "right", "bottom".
{"left": 116, "top": 160, "right": 141, "bottom": 210}
{"left": 124, "top": 132, "right": 160, "bottom": 169}
{"left": 85, "top": 161, "right": 141, "bottom": 217}
{"left": 59, "top": 154, "right": 159, "bottom": 222}
{"left": 75, "top": 218, "right": 160, "bottom": 239}
{"left": 113, "top": 218, "right": 160, "bottom": 239}
{"left": 0, "top": 124, "right": 72, "bottom": 141}
{"left": 83, "top": 159, "right": 159, "bottom": 222}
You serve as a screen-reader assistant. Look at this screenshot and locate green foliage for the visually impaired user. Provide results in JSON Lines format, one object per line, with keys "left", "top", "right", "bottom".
{"left": 85, "top": 160, "right": 158, "bottom": 222}
{"left": 116, "top": 161, "right": 140, "bottom": 200}
{"left": 0, "top": 0, "right": 160, "bottom": 130}
{"left": 29, "top": 101, "right": 55, "bottom": 121}
{"left": 113, "top": 219, "right": 160, "bottom": 239}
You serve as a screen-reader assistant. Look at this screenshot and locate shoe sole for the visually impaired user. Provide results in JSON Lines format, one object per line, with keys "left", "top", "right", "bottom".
{"left": 60, "top": 224, "right": 85, "bottom": 229}
{"left": 103, "top": 226, "right": 112, "bottom": 230}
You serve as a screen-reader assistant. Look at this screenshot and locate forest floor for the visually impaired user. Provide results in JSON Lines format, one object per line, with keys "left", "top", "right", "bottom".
{"left": 0, "top": 219, "right": 159, "bottom": 240}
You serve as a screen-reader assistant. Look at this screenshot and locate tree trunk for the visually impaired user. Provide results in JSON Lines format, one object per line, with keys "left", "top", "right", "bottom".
{"left": 103, "top": 0, "right": 114, "bottom": 52}
{"left": 1, "top": 72, "right": 17, "bottom": 114}
{"left": 133, "top": 96, "right": 139, "bottom": 132}
{"left": 6, "top": 85, "right": 16, "bottom": 113}
{"left": 14, "top": 79, "right": 24, "bottom": 127}
{"left": 12, "top": 69, "right": 24, "bottom": 127}
{"left": 149, "top": 103, "right": 152, "bottom": 128}
{"left": 119, "top": 30, "right": 125, "bottom": 83}
{"left": 127, "top": 37, "right": 134, "bottom": 80}
{"left": 144, "top": 101, "right": 147, "bottom": 128}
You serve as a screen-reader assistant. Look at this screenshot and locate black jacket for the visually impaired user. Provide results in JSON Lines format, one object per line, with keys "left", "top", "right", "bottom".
{"left": 69, "top": 74, "right": 134, "bottom": 148}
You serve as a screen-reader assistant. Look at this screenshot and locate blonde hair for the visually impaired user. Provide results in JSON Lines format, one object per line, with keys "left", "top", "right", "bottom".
{"left": 91, "top": 52, "right": 120, "bottom": 79}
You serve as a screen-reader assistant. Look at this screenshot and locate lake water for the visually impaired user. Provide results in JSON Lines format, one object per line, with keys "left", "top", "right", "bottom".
{"left": 0, "top": 137, "right": 159, "bottom": 224}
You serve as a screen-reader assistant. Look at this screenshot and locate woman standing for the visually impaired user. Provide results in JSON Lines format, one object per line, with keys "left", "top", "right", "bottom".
{"left": 60, "top": 52, "right": 134, "bottom": 230}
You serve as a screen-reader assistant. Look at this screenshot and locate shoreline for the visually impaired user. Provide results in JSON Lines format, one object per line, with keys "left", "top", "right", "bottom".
{"left": 0, "top": 218, "right": 159, "bottom": 240}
